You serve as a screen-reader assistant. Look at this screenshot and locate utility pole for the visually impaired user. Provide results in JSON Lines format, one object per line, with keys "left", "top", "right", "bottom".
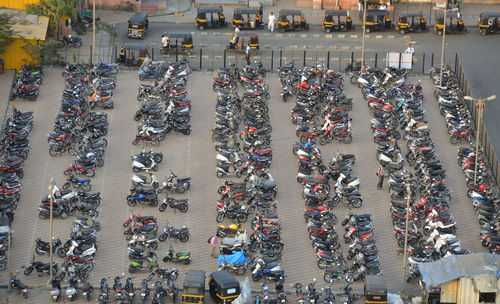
{"left": 402, "top": 184, "right": 411, "bottom": 294}
{"left": 48, "top": 177, "right": 55, "bottom": 284}
{"left": 433, "top": 4, "right": 458, "bottom": 86}
{"left": 92, "top": 0, "right": 96, "bottom": 61}
{"left": 463, "top": 95, "right": 496, "bottom": 185}
{"left": 360, "top": 0, "right": 367, "bottom": 72}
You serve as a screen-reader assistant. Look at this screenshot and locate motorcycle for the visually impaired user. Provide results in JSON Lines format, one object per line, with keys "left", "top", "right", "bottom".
{"left": 10, "top": 275, "right": 29, "bottom": 298}
{"left": 60, "top": 35, "right": 82, "bottom": 48}
{"left": 50, "top": 278, "right": 61, "bottom": 302}
{"left": 159, "top": 194, "right": 189, "bottom": 212}
{"left": 65, "top": 275, "right": 79, "bottom": 301}
{"left": 159, "top": 222, "right": 190, "bottom": 242}
{"left": 35, "top": 237, "right": 62, "bottom": 256}
{"left": 163, "top": 247, "right": 191, "bottom": 264}
{"left": 132, "top": 172, "right": 159, "bottom": 188}
{"left": 157, "top": 170, "right": 191, "bottom": 193}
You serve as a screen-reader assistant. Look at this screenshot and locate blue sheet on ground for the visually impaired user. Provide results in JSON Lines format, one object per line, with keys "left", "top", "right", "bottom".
{"left": 218, "top": 250, "right": 248, "bottom": 266}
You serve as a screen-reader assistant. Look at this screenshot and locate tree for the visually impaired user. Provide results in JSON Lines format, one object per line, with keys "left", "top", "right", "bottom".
{"left": 0, "top": 13, "right": 15, "bottom": 55}
{"left": 26, "top": 0, "right": 76, "bottom": 39}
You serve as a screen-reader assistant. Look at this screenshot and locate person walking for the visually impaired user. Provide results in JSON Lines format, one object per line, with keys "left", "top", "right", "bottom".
{"left": 245, "top": 43, "right": 251, "bottom": 65}
{"left": 209, "top": 235, "right": 219, "bottom": 258}
{"left": 268, "top": 12, "right": 276, "bottom": 32}
{"left": 377, "top": 165, "right": 385, "bottom": 189}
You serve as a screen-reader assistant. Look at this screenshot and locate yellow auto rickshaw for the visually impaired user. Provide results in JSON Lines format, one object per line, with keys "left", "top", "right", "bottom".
{"left": 277, "top": 9, "right": 309, "bottom": 32}
{"left": 395, "top": 12, "right": 428, "bottom": 34}
{"left": 208, "top": 270, "right": 240, "bottom": 304}
{"left": 322, "top": 10, "right": 353, "bottom": 32}
{"left": 228, "top": 32, "right": 259, "bottom": 50}
{"left": 363, "top": 10, "right": 393, "bottom": 33}
{"left": 232, "top": 8, "right": 263, "bottom": 29}
{"left": 160, "top": 32, "right": 194, "bottom": 54}
{"left": 364, "top": 275, "right": 387, "bottom": 304}
{"left": 477, "top": 12, "right": 500, "bottom": 35}
{"left": 128, "top": 12, "right": 149, "bottom": 39}
{"left": 182, "top": 270, "right": 206, "bottom": 304}
{"left": 196, "top": 6, "right": 227, "bottom": 30}
{"left": 434, "top": 11, "right": 467, "bottom": 35}
{"left": 117, "top": 43, "right": 148, "bottom": 66}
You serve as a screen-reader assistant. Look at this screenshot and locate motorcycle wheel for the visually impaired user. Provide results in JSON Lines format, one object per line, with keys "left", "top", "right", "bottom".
{"left": 57, "top": 248, "right": 66, "bottom": 258}
{"left": 150, "top": 242, "right": 158, "bottom": 250}
{"left": 132, "top": 137, "right": 140, "bottom": 145}
{"left": 159, "top": 233, "right": 168, "bottom": 242}
{"left": 346, "top": 272, "right": 354, "bottom": 284}
{"left": 94, "top": 224, "right": 101, "bottom": 231}
{"left": 35, "top": 246, "right": 45, "bottom": 255}
{"left": 323, "top": 273, "right": 334, "bottom": 283}
{"left": 350, "top": 198, "right": 362, "bottom": 208}
{"left": 179, "top": 203, "right": 189, "bottom": 213}
{"left": 237, "top": 267, "right": 246, "bottom": 275}
{"left": 176, "top": 187, "right": 186, "bottom": 194}
{"left": 62, "top": 182, "right": 71, "bottom": 190}
{"left": 48, "top": 147, "right": 59, "bottom": 156}
{"left": 216, "top": 214, "right": 225, "bottom": 222}
{"left": 39, "top": 212, "right": 48, "bottom": 219}
{"left": 317, "top": 260, "right": 329, "bottom": 269}
{"left": 179, "top": 233, "right": 190, "bottom": 242}
{"left": 127, "top": 197, "right": 137, "bottom": 207}
{"left": 252, "top": 275, "right": 261, "bottom": 282}
{"left": 56, "top": 272, "right": 65, "bottom": 281}
{"left": 9, "top": 93, "right": 17, "bottom": 101}
{"left": 343, "top": 136, "right": 352, "bottom": 144}
{"left": 217, "top": 186, "right": 226, "bottom": 194}
{"left": 247, "top": 205, "right": 255, "bottom": 214}
{"left": 85, "top": 170, "right": 95, "bottom": 177}
{"left": 182, "top": 129, "right": 191, "bottom": 135}
{"left": 61, "top": 212, "right": 68, "bottom": 219}
{"left": 149, "top": 199, "right": 158, "bottom": 207}
{"left": 319, "top": 137, "right": 327, "bottom": 146}
{"left": 237, "top": 213, "right": 248, "bottom": 223}
{"left": 159, "top": 203, "right": 168, "bottom": 212}
{"left": 134, "top": 113, "right": 142, "bottom": 121}
{"left": 23, "top": 266, "right": 34, "bottom": 275}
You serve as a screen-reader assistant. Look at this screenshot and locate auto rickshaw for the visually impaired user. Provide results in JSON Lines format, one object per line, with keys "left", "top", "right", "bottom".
{"left": 208, "top": 270, "right": 240, "bottom": 304}
{"left": 364, "top": 275, "right": 387, "bottom": 304}
{"left": 182, "top": 270, "right": 206, "bottom": 304}
{"left": 363, "top": 10, "right": 393, "bottom": 33}
{"left": 477, "top": 12, "right": 500, "bottom": 35}
{"left": 196, "top": 6, "right": 227, "bottom": 30}
{"left": 322, "top": 10, "right": 353, "bottom": 32}
{"left": 117, "top": 43, "right": 148, "bottom": 67}
{"left": 395, "top": 12, "right": 428, "bottom": 34}
{"left": 277, "top": 9, "right": 309, "bottom": 32}
{"left": 434, "top": 11, "right": 467, "bottom": 35}
{"left": 128, "top": 12, "right": 149, "bottom": 39}
{"left": 160, "top": 32, "right": 194, "bottom": 54}
{"left": 228, "top": 32, "right": 259, "bottom": 50}
{"left": 232, "top": 8, "right": 263, "bottom": 29}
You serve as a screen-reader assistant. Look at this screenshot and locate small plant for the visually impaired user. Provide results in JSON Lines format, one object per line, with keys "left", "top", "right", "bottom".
{"left": 99, "top": 22, "right": 118, "bottom": 39}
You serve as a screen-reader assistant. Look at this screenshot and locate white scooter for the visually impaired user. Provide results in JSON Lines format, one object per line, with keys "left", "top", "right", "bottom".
{"left": 336, "top": 173, "right": 360, "bottom": 189}
{"left": 132, "top": 171, "right": 159, "bottom": 188}
{"left": 131, "top": 156, "right": 158, "bottom": 172}
{"left": 216, "top": 150, "right": 243, "bottom": 166}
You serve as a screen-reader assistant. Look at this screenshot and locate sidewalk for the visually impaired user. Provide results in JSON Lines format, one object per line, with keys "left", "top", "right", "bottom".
{"left": 96, "top": 2, "right": 500, "bottom": 26}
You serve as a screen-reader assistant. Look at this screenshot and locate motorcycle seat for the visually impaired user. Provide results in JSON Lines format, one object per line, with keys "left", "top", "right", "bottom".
{"left": 80, "top": 229, "right": 96, "bottom": 235}
{"left": 265, "top": 261, "right": 279, "bottom": 269}
{"left": 75, "top": 216, "right": 88, "bottom": 222}
{"left": 135, "top": 174, "right": 147, "bottom": 180}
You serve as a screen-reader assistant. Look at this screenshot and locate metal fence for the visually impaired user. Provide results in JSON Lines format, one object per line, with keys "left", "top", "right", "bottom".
{"left": 455, "top": 56, "right": 500, "bottom": 187}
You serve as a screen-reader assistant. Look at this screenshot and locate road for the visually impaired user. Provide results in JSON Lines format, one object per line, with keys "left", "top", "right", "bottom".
{"left": 1, "top": 67, "right": 487, "bottom": 303}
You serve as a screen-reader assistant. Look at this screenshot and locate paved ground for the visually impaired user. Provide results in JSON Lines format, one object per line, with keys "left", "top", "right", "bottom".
{"left": 0, "top": 67, "right": 487, "bottom": 303}
{"left": 0, "top": 70, "right": 15, "bottom": 129}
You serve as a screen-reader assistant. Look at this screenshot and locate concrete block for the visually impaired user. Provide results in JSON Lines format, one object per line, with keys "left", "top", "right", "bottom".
{"left": 376, "top": 35, "right": 383, "bottom": 39}
{"left": 288, "top": 34, "right": 297, "bottom": 38}
{"left": 312, "top": 34, "right": 320, "bottom": 38}
{"left": 212, "top": 44, "right": 220, "bottom": 48}
{"left": 254, "top": 56, "right": 261, "bottom": 60}
{"left": 227, "top": 56, "right": 236, "bottom": 60}
{"left": 328, "top": 46, "right": 336, "bottom": 50}
{"left": 343, "top": 58, "right": 351, "bottom": 62}
{"left": 316, "top": 46, "right": 325, "bottom": 50}
{"left": 306, "top": 57, "right": 313, "bottom": 61}
{"left": 200, "top": 32, "right": 208, "bottom": 36}
{"left": 303, "top": 45, "right": 311, "bottom": 49}
{"left": 200, "top": 43, "right": 207, "bottom": 47}
{"left": 354, "top": 46, "right": 361, "bottom": 50}
{"left": 317, "top": 57, "right": 326, "bottom": 62}
{"left": 342, "top": 46, "right": 349, "bottom": 50}
{"left": 300, "top": 34, "right": 307, "bottom": 38}
{"left": 264, "top": 45, "right": 271, "bottom": 49}
{"left": 338, "top": 34, "right": 345, "bottom": 39}
{"left": 331, "top": 57, "right": 339, "bottom": 61}
{"left": 226, "top": 32, "right": 232, "bottom": 36}
{"left": 351, "top": 34, "right": 358, "bottom": 39}
{"left": 202, "top": 55, "right": 209, "bottom": 59}
{"left": 388, "top": 35, "right": 395, "bottom": 39}
{"left": 214, "top": 55, "right": 223, "bottom": 59}
{"left": 290, "top": 45, "right": 298, "bottom": 49}
{"left": 325, "top": 34, "right": 333, "bottom": 39}
{"left": 276, "top": 34, "right": 283, "bottom": 38}
{"left": 277, "top": 45, "right": 284, "bottom": 49}
{"left": 365, "top": 35, "right": 370, "bottom": 39}
{"left": 282, "top": 57, "right": 287, "bottom": 61}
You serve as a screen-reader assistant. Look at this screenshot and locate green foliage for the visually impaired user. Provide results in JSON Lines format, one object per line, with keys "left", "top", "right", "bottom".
{"left": 0, "top": 13, "right": 15, "bottom": 55}
{"left": 21, "top": 39, "right": 63, "bottom": 65}
{"left": 26, "top": 0, "right": 76, "bottom": 38}
{"left": 99, "top": 21, "right": 118, "bottom": 38}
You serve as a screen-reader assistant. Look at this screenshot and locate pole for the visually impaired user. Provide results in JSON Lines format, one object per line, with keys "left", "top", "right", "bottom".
{"left": 361, "top": 0, "right": 367, "bottom": 72}
{"left": 402, "top": 184, "right": 411, "bottom": 294}
{"left": 48, "top": 177, "right": 55, "bottom": 284}
{"left": 7, "top": 226, "right": 11, "bottom": 290}
{"left": 439, "top": 8, "right": 447, "bottom": 87}
{"left": 474, "top": 98, "right": 483, "bottom": 186}
{"left": 92, "top": 0, "right": 96, "bottom": 61}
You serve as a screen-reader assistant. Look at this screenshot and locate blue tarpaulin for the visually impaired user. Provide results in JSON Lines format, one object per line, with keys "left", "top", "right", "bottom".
{"left": 418, "top": 253, "right": 500, "bottom": 289}
{"left": 218, "top": 251, "right": 248, "bottom": 266}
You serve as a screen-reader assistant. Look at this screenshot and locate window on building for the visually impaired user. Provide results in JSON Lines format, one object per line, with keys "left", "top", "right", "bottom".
{"left": 479, "top": 292, "right": 496, "bottom": 303}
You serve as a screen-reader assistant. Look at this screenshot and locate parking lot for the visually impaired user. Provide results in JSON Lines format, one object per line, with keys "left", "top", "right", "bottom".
{"left": 1, "top": 67, "right": 487, "bottom": 303}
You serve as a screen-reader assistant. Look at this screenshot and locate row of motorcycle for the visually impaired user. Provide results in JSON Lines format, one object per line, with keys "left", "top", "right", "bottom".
{"left": 431, "top": 66, "right": 500, "bottom": 254}
{"left": 0, "top": 107, "right": 35, "bottom": 280}
{"left": 211, "top": 63, "right": 287, "bottom": 301}
{"left": 133, "top": 59, "right": 192, "bottom": 145}
{"left": 353, "top": 66, "right": 469, "bottom": 285}
{"left": 281, "top": 63, "right": 353, "bottom": 145}
{"left": 10, "top": 65, "right": 43, "bottom": 101}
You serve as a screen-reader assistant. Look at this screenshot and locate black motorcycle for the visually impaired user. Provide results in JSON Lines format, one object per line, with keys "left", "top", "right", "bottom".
{"left": 60, "top": 35, "right": 83, "bottom": 48}
{"left": 159, "top": 194, "right": 189, "bottom": 213}
{"left": 23, "top": 256, "right": 64, "bottom": 280}
{"left": 158, "top": 222, "right": 190, "bottom": 242}
{"left": 10, "top": 275, "right": 29, "bottom": 298}
{"left": 35, "top": 237, "right": 62, "bottom": 255}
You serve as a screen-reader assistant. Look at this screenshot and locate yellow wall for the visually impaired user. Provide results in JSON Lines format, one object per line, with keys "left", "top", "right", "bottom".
{"left": 1, "top": 0, "right": 40, "bottom": 10}
{"left": 441, "top": 280, "right": 458, "bottom": 303}
{"left": 0, "top": 38, "right": 40, "bottom": 70}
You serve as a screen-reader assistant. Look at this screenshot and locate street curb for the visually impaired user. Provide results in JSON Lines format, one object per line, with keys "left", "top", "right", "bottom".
{"left": 0, "top": 70, "right": 16, "bottom": 132}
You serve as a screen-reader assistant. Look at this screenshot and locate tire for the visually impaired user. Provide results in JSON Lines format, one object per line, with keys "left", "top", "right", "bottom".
{"left": 132, "top": 137, "right": 140, "bottom": 145}
{"left": 134, "top": 113, "right": 142, "bottom": 121}
{"left": 82, "top": 183, "right": 91, "bottom": 192}
{"left": 252, "top": 275, "right": 261, "bottom": 282}
{"left": 62, "top": 182, "right": 71, "bottom": 190}
{"left": 179, "top": 233, "right": 190, "bottom": 242}
{"left": 150, "top": 199, "right": 158, "bottom": 207}
{"left": 159, "top": 233, "right": 168, "bottom": 242}
{"left": 216, "top": 213, "right": 225, "bottom": 222}
{"left": 237, "top": 213, "right": 248, "bottom": 223}
{"left": 343, "top": 135, "right": 352, "bottom": 144}
{"left": 317, "top": 260, "right": 329, "bottom": 269}
{"left": 39, "top": 212, "right": 48, "bottom": 219}
{"left": 49, "top": 147, "right": 59, "bottom": 156}
{"left": 23, "top": 266, "right": 34, "bottom": 275}
{"left": 35, "top": 246, "right": 45, "bottom": 255}
{"left": 150, "top": 242, "right": 158, "bottom": 250}
{"left": 450, "top": 136, "right": 459, "bottom": 144}
{"left": 247, "top": 205, "right": 255, "bottom": 214}
{"left": 127, "top": 198, "right": 137, "bottom": 207}
{"left": 61, "top": 212, "right": 68, "bottom": 219}
{"left": 179, "top": 203, "right": 188, "bottom": 213}
{"left": 176, "top": 187, "right": 186, "bottom": 194}
{"left": 351, "top": 198, "right": 362, "bottom": 208}
{"left": 319, "top": 137, "right": 327, "bottom": 146}
{"left": 159, "top": 203, "right": 168, "bottom": 212}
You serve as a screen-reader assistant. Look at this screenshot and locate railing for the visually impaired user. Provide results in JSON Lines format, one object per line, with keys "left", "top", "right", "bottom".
{"left": 455, "top": 55, "right": 500, "bottom": 187}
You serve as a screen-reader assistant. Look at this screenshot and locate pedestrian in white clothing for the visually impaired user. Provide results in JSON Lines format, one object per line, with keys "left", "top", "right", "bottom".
{"left": 268, "top": 12, "right": 276, "bottom": 32}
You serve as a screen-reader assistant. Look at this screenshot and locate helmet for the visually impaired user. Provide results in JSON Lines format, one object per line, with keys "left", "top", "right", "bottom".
{"left": 254, "top": 140, "right": 263, "bottom": 147}
{"left": 229, "top": 224, "right": 238, "bottom": 230}
{"left": 305, "top": 142, "right": 312, "bottom": 147}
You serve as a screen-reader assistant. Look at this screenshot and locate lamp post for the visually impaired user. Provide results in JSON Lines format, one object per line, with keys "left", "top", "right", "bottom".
{"left": 402, "top": 184, "right": 411, "bottom": 294}
{"left": 92, "top": 0, "right": 96, "bottom": 62}
{"left": 433, "top": 4, "right": 458, "bottom": 87}
{"left": 360, "top": 0, "right": 367, "bottom": 72}
{"left": 48, "top": 178, "right": 55, "bottom": 285}
{"left": 463, "top": 95, "right": 496, "bottom": 186}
